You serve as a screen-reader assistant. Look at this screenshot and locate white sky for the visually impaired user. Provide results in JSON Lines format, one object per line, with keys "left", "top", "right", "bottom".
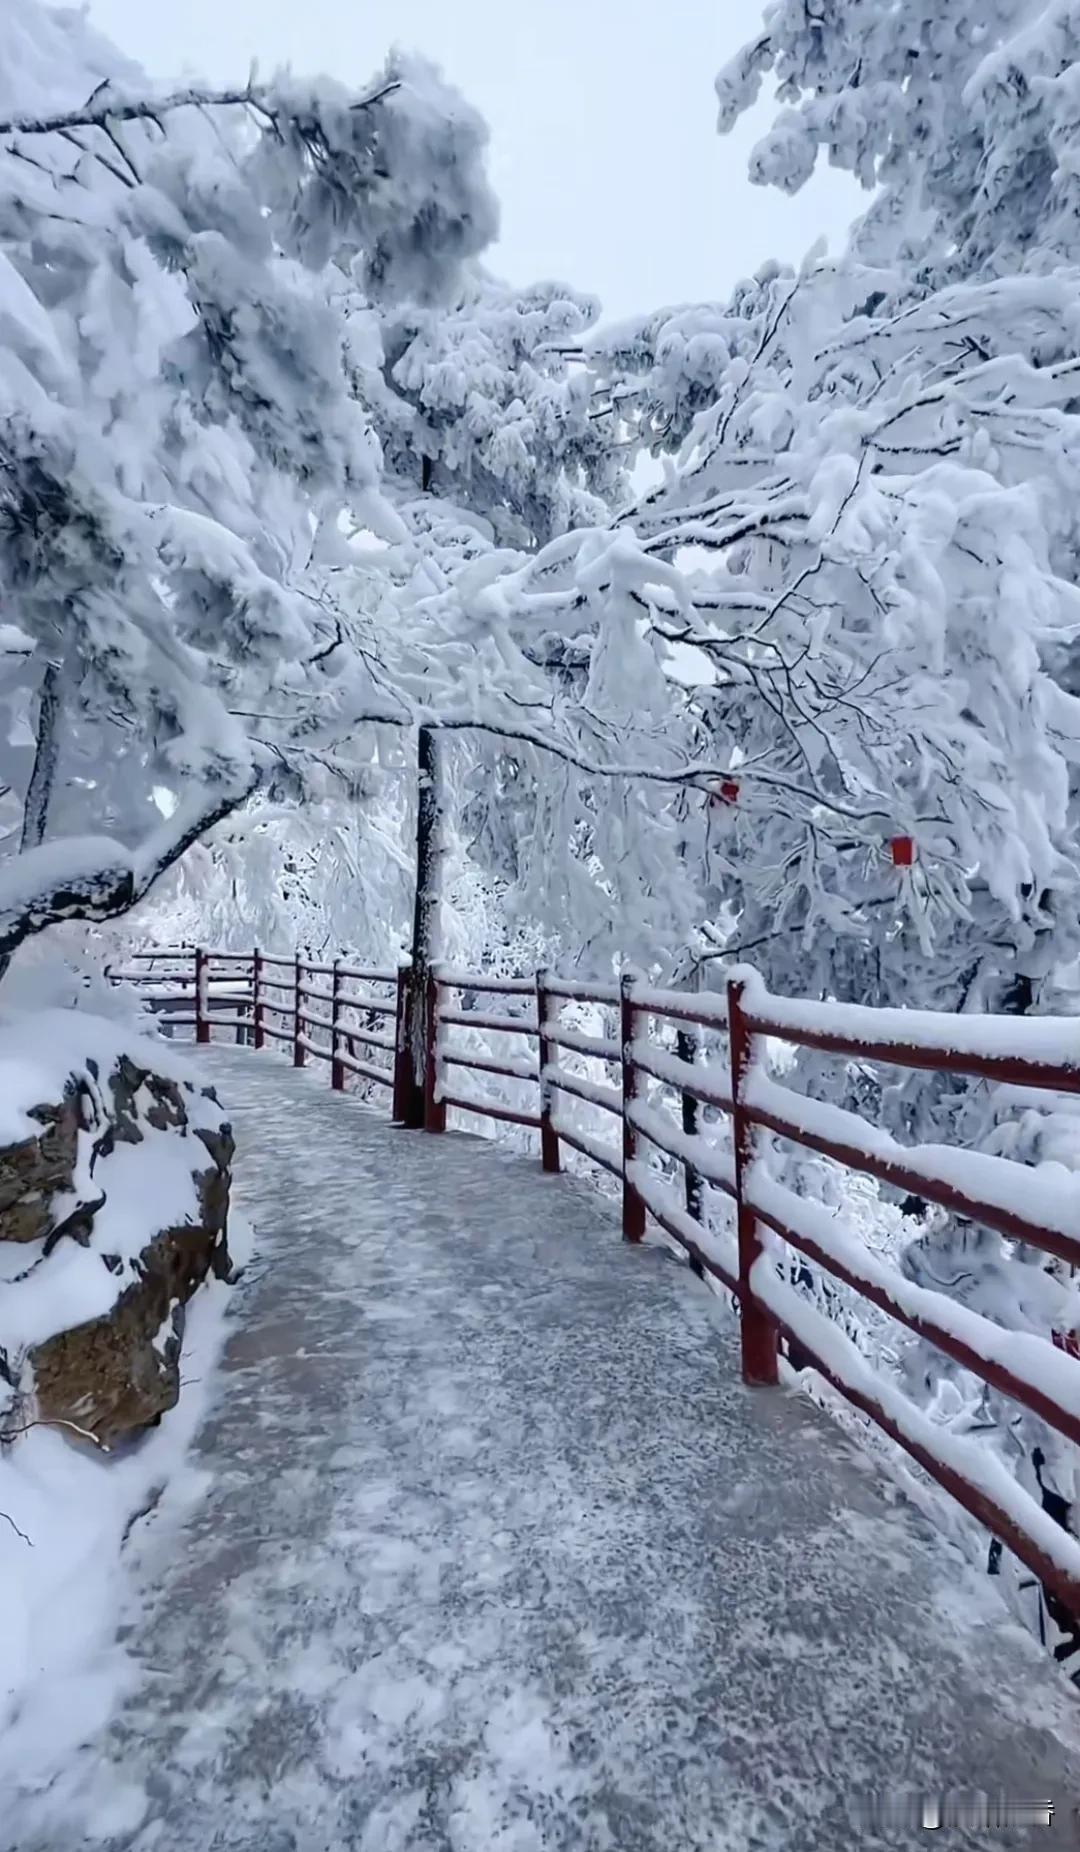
{"left": 87, "top": 0, "right": 859, "bottom": 322}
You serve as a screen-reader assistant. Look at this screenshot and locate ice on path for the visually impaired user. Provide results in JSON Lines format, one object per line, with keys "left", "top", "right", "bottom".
{"left": 9, "top": 1046, "right": 1080, "bottom": 1851}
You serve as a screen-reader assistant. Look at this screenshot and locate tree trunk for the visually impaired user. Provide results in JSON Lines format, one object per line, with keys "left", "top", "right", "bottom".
{"left": 403, "top": 725, "right": 443, "bottom": 1126}
{"left": 0, "top": 659, "right": 65, "bottom": 987}
{"left": 21, "top": 658, "right": 64, "bottom": 851}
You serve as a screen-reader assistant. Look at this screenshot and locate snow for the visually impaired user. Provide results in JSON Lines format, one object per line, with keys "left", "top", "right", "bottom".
{"left": 548, "top": 1113, "right": 620, "bottom": 1176}
{"left": 745, "top": 1067, "right": 1080, "bottom": 1247}
{"left": 630, "top": 1034, "right": 733, "bottom": 1107}
{"left": 0, "top": 0, "right": 514, "bottom": 979}
{"left": 437, "top": 967, "right": 535, "bottom": 995}
{"left": 543, "top": 1062, "right": 620, "bottom": 1116}
{"left": 751, "top": 1245, "right": 1080, "bottom": 1597}
{"left": 628, "top": 1159, "right": 739, "bottom": 1283}
{"left": 449, "top": 1047, "right": 536, "bottom": 1083}
{"left": 439, "top": 1006, "right": 538, "bottom": 1036}
{"left": 628, "top": 1097, "right": 738, "bottom": 1194}
{"left": 748, "top": 1166, "right": 1080, "bottom": 1431}
{"left": 739, "top": 970, "right": 1080, "bottom": 1078}
{"left": 0, "top": 840, "right": 133, "bottom": 945}
{"left": 0, "top": 1009, "right": 224, "bottom": 1353}
{"left": 632, "top": 981, "right": 730, "bottom": 1028}
{"left": 0, "top": 1004, "right": 206, "bottom": 1140}
{"left": 544, "top": 1023, "right": 620, "bottom": 1062}
{"left": 438, "top": 1082, "right": 537, "bottom": 1128}
{"left": 0, "top": 1210, "right": 253, "bottom": 1812}
{"left": 10, "top": 0, "right": 1080, "bottom": 1764}
{"left": 543, "top": 976, "right": 621, "bottom": 1005}
{"left": 11, "top": 1044, "right": 1080, "bottom": 1850}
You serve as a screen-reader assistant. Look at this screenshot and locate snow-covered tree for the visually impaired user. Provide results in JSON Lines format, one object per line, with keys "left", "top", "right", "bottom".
{"left": 345, "top": 2, "right": 1080, "bottom": 1659}
{"left": 685, "top": 0, "right": 1080, "bottom": 1659}
{"left": 437, "top": 4, "right": 1080, "bottom": 1126}
{"left": 450, "top": 257, "right": 1080, "bottom": 1045}
{"left": 0, "top": 0, "right": 496, "bottom": 967}
{"left": 348, "top": 274, "right": 625, "bottom": 550}
{"left": 714, "top": 0, "right": 1080, "bottom": 280}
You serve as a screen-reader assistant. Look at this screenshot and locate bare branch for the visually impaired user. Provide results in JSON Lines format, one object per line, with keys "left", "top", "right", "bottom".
{"left": 0, "top": 1508, "right": 32, "bottom": 1545}
{"left": 0, "top": 1414, "right": 109, "bottom": 1451}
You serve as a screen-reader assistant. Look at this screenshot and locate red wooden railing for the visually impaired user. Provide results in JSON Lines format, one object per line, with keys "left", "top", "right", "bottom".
{"left": 110, "top": 948, "right": 410, "bottom": 1111}
{"left": 111, "top": 946, "right": 1080, "bottom": 1622}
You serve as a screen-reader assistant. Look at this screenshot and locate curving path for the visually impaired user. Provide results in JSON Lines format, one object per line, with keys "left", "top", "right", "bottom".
{"left": 11, "top": 1048, "right": 1080, "bottom": 1850}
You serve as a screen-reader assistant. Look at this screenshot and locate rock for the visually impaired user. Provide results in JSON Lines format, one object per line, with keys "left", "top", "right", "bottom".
{"left": 0, "top": 1036, "right": 234, "bottom": 1447}
{"left": 31, "top": 1227, "right": 216, "bottom": 1444}
{"left": 0, "top": 1093, "right": 80, "bottom": 1244}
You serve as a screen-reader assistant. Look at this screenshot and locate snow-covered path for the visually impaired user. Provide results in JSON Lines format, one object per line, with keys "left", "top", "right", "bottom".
{"left": 13, "top": 1048, "right": 1080, "bottom": 1851}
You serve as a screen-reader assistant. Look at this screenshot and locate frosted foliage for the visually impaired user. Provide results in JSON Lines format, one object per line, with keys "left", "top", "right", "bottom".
{"left": 567, "top": 247, "right": 1080, "bottom": 1068}
{"left": 357, "top": 276, "right": 626, "bottom": 548}
{"left": 385, "top": 8, "right": 1080, "bottom": 1667}
{"left": 693, "top": 19, "right": 1080, "bottom": 1192}
{"left": 137, "top": 789, "right": 415, "bottom": 966}
{"left": 35, "top": 0, "right": 1080, "bottom": 1695}
{"left": 718, "top": 0, "right": 1080, "bottom": 279}
{"left": 247, "top": 55, "right": 497, "bottom": 296}
{"left": 459, "top": 256, "right": 1080, "bottom": 1038}
{"left": 0, "top": 0, "right": 498, "bottom": 970}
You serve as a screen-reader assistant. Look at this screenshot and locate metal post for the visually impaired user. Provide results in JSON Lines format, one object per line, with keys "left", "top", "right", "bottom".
{"left": 253, "top": 948, "right": 265, "bottom": 1050}
{"left": 620, "top": 969, "right": 646, "bottom": 1242}
{"left": 195, "top": 947, "right": 209, "bottom": 1045}
{"left": 423, "top": 967, "right": 446, "bottom": 1133}
{"left": 677, "top": 1024, "right": 705, "bottom": 1276}
{"left": 728, "top": 976, "right": 778, "bottom": 1385}
{"left": 536, "top": 968, "right": 560, "bottom": 1173}
{"left": 293, "top": 951, "right": 305, "bottom": 1068}
{"left": 331, "top": 958, "right": 345, "bottom": 1091}
{"left": 393, "top": 962, "right": 415, "bottom": 1125}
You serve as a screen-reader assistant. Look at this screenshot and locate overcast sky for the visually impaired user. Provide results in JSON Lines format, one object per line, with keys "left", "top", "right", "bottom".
{"left": 87, "top": 0, "right": 859, "bottom": 322}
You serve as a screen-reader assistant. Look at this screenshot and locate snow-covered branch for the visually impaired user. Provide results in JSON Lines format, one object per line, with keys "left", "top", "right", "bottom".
{"left": 0, "top": 77, "right": 402, "bottom": 141}
{"left": 0, "top": 775, "right": 258, "bottom": 959}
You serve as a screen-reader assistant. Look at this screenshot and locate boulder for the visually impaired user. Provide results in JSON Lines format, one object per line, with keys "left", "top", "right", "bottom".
{"left": 0, "top": 1030, "right": 234, "bottom": 1447}
{"left": 0, "top": 1094, "right": 80, "bottom": 1245}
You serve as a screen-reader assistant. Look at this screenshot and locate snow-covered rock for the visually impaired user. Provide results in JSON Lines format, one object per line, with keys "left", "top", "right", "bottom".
{"left": 0, "top": 1012, "right": 234, "bottom": 1446}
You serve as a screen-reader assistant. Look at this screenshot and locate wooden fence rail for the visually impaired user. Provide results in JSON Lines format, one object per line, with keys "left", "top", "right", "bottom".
{"left": 109, "top": 945, "right": 1080, "bottom": 1624}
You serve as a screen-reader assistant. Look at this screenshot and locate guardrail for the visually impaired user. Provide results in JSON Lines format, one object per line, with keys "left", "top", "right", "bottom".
{"left": 112, "top": 945, "right": 1080, "bottom": 1625}
{"left": 111, "top": 947, "right": 409, "bottom": 1107}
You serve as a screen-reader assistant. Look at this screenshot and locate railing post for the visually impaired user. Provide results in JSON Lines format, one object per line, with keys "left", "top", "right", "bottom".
{"left": 195, "top": 947, "right": 209, "bottom": 1045}
{"left": 728, "top": 975, "right": 778, "bottom": 1386}
{"left": 331, "top": 958, "right": 345, "bottom": 1091}
{"left": 235, "top": 962, "right": 247, "bottom": 1045}
{"left": 392, "top": 961, "right": 415, "bottom": 1125}
{"left": 620, "top": 969, "right": 646, "bottom": 1243}
{"left": 253, "top": 948, "right": 265, "bottom": 1050}
{"left": 677, "top": 1024, "right": 705, "bottom": 1277}
{"left": 536, "top": 968, "right": 560, "bottom": 1174}
{"left": 423, "top": 966, "right": 446, "bottom": 1132}
{"left": 293, "top": 951, "right": 306, "bottom": 1068}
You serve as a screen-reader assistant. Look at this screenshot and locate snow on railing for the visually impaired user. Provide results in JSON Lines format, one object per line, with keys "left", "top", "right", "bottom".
{"left": 108, "top": 948, "right": 407, "bottom": 1105}
{"left": 109, "top": 946, "right": 1080, "bottom": 1623}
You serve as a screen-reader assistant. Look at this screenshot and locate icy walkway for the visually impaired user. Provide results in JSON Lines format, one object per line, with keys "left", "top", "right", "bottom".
{"left": 13, "top": 1048, "right": 1080, "bottom": 1851}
